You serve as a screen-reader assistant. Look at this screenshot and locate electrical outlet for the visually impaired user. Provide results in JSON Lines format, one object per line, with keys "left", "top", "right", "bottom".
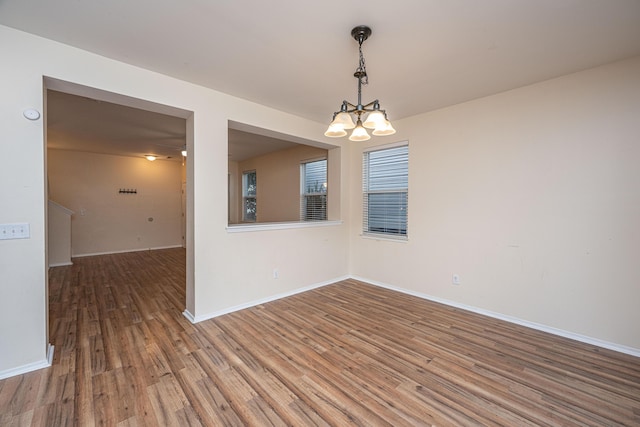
{"left": 452, "top": 274, "right": 461, "bottom": 285}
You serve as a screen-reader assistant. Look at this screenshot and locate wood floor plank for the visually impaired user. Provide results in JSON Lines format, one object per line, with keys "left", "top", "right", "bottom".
{"left": 218, "top": 312, "right": 396, "bottom": 426}
{"left": 192, "top": 368, "right": 245, "bottom": 425}
{"left": 1, "top": 249, "right": 639, "bottom": 426}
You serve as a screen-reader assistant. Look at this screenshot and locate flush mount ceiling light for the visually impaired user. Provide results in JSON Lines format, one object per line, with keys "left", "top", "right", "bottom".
{"left": 325, "top": 25, "right": 395, "bottom": 142}
{"left": 145, "top": 155, "right": 157, "bottom": 161}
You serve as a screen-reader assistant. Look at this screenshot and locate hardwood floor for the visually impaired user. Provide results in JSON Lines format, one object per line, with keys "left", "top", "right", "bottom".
{"left": 1, "top": 248, "right": 639, "bottom": 426}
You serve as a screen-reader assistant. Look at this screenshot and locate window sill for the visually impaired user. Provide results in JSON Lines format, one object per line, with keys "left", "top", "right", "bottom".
{"left": 227, "top": 220, "right": 343, "bottom": 233}
{"left": 360, "top": 232, "right": 408, "bottom": 242}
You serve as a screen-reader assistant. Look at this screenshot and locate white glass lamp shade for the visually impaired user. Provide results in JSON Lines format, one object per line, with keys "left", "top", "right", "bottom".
{"left": 324, "top": 123, "right": 348, "bottom": 137}
{"left": 145, "top": 155, "right": 157, "bottom": 161}
{"left": 331, "top": 112, "right": 356, "bottom": 129}
{"left": 362, "top": 110, "right": 386, "bottom": 129}
{"left": 372, "top": 120, "right": 396, "bottom": 136}
{"left": 348, "top": 122, "right": 371, "bottom": 141}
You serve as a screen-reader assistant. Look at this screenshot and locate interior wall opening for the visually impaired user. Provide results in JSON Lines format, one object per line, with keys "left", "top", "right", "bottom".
{"left": 227, "top": 121, "right": 340, "bottom": 226}
{"left": 43, "top": 77, "right": 194, "bottom": 347}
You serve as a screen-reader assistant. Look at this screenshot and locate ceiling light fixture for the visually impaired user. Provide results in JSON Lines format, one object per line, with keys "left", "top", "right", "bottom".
{"left": 181, "top": 146, "right": 187, "bottom": 157}
{"left": 325, "top": 25, "right": 395, "bottom": 141}
{"left": 145, "top": 155, "right": 157, "bottom": 161}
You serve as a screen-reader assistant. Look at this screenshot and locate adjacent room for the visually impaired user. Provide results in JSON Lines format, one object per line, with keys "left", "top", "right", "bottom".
{"left": 46, "top": 90, "right": 187, "bottom": 263}
{"left": 1, "top": 1, "right": 639, "bottom": 425}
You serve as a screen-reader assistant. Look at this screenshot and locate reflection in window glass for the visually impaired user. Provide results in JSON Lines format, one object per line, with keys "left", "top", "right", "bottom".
{"left": 242, "top": 170, "right": 257, "bottom": 222}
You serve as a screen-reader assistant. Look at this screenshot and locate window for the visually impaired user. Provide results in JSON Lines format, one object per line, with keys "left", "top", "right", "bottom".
{"left": 242, "top": 170, "right": 257, "bottom": 222}
{"left": 301, "top": 159, "right": 327, "bottom": 221}
{"left": 363, "top": 144, "right": 408, "bottom": 237}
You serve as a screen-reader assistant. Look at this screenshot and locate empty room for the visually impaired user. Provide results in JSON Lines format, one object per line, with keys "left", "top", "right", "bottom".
{"left": 1, "top": 1, "right": 639, "bottom": 426}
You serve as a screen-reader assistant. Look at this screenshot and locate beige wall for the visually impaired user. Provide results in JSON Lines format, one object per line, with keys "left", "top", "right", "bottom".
{"left": 350, "top": 55, "right": 640, "bottom": 351}
{"left": 47, "top": 200, "right": 73, "bottom": 267}
{"left": 233, "top": 145, "right": 327, "bottom": 223}
{"left": 48, "top": 149, "right": 183, "bottom": 256}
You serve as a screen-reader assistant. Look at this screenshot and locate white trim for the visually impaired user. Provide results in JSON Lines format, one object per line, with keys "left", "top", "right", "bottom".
{"left": 73, "top": 245, "right": 183, "bottom": 258}
{"left": 0, "top": 360, "right": 50, "bottom": 380}
{"left": 182, "top": 309, "right": 196, "bottom": 323}
{"left": 0, "top": 343, "right": 54, "bottom": 380}
{"left": 48, "top": 200, "right": 74, "bottom": 215}
{"left": 184, "top": 276, "right": 349, "bottom": 323}
{"left": 226, "top": 220, "right": 342, "bottom": 233}
{"left": 49, "top": 261, "right": 73, "bottom": 268}
{"left": 363, "top": 139, "right": 409, "bottom": 153}
{"left": 360, "top": 232, "right": 409, "bottom": 242}
{"left": 47, "top": 343, "right": 55, "bottom": 365}
{"left": 300, "top": 155, "right": 328, "bottom": 164}
{"left": 351, "top": 275, "right": 640, "bottom": 358}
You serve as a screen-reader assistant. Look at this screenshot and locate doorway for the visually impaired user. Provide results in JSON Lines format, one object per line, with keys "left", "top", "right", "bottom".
{"left": 44, "top": 77, "right": 194, "bottom": 347}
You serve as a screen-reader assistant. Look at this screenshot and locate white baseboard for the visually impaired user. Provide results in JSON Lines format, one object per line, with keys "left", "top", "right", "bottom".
{"left": 351, "top": 275, "right": 640, "bottom": 358}
{"left": 182, "top": 309, "right": 196, "bottom": 323}
{"left": 0, "top": 343, "right": 54, "bottom": 380}
{"left": 184, "top": 275, "right": 349, "bottom": 324}
{"left": 49, "top": 261, "right": 73, "bottom": 268}
{"left": 73, "top": 245, "right": 183, "bottom": 258}
{"left": 47, "top": 343, "right": 55, "bottom": 365}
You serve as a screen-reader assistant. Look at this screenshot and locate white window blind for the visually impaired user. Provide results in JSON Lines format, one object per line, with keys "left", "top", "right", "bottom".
{"left": 242, "top": 170, "right": 257, "bottom": 222}
{"left": 363, "top": 144, "right": 408, "bottom": 237}
{"left": 301, "top": 159, "right": 327, "bottom": 221}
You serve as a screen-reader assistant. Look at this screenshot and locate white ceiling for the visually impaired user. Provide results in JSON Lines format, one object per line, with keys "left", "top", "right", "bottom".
{"left": 47, "top": 90, "right": 188, "bottom": 161}
{"left": 3, "top": 1, "right": 640, "bottom": 158}
{"left": 46, "top": 90, "right": 298, "bottom": 162}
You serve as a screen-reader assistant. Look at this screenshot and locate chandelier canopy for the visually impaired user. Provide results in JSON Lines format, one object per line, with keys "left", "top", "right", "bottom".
{"left": 325, "top": 26, "right": 395, "bottom": 141}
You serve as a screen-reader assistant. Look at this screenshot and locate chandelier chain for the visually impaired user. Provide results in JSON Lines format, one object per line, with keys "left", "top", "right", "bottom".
{"left": 357, "top": 43, "right": 368, "bottom": 86}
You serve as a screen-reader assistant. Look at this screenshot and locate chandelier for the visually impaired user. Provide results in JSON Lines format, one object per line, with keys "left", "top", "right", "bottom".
{"left": 325, "top": 25, "right": 395, "bottom": 141}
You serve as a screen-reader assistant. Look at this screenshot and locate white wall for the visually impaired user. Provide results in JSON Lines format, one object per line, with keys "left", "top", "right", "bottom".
{"left": 0, "top": 28, "right": 48, "bottom": 376}
{"left": 350, "top": 56, "right": 640, "bottom": 351}
{"left": 48, "top": 149, "right": 183, "bottom": 256}
{"left": 0, "top": 25, "right": 348, "bottom": 377}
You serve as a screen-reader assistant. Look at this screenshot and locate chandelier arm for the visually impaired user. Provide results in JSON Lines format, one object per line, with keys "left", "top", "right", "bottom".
{"left": 333, "top": 101, "right": 359, "bottom": 115}
{"left": 336, "top": 100, "right": 381, "bottom": 114}
{"left": 343, "top": 101, "right": 357, "bottom": 110}
{"left": 361, "top": 100, "right": 379, "bottom": 111}
{"left": 336, "top": 103, "right": 387, "bottom": 116}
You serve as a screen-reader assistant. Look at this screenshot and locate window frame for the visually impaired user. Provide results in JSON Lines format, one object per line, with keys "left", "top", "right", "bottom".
{"left": 300, "top": 158, "right": 328, "bottom": 222}
{"left": 362, "top": 142, "right": 409, "bottom": 240}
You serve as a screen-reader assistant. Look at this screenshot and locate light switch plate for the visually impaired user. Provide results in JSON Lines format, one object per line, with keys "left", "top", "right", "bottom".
{"left": 0, "top": 223, "right": 30, "bottom": 240}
